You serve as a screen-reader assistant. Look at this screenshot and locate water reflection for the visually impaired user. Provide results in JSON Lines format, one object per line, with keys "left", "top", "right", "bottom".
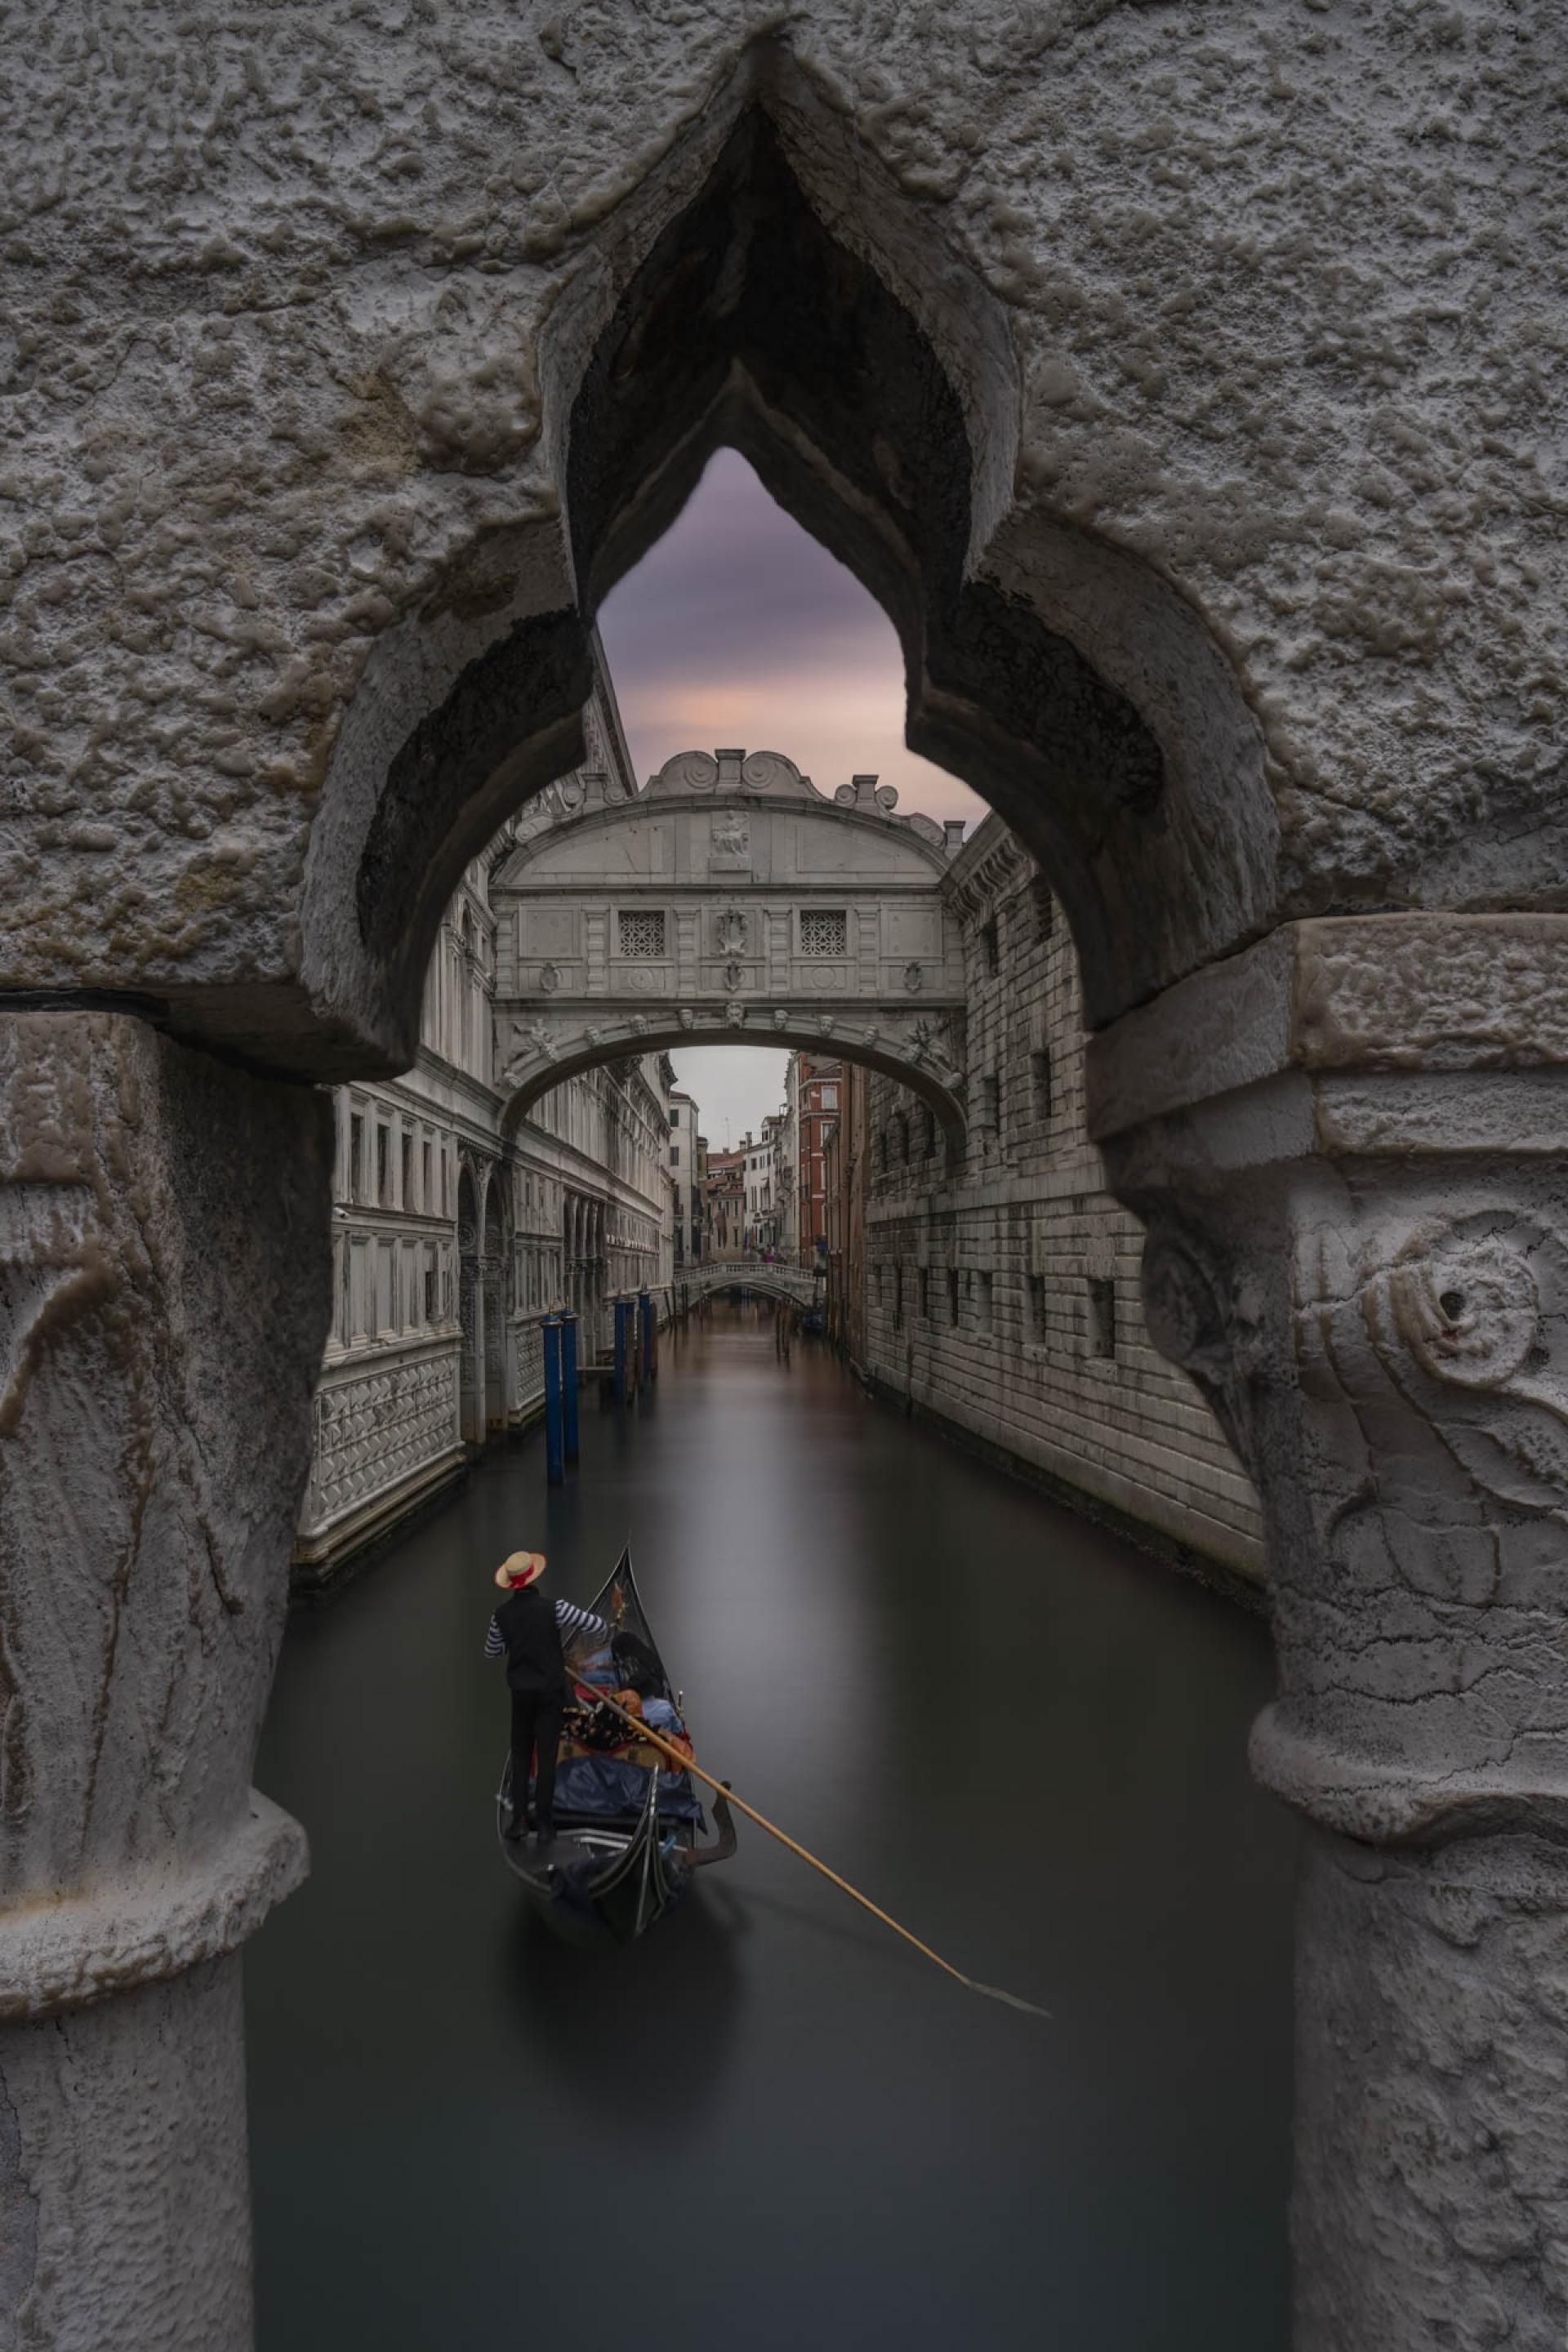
{"left": 501, "top": 1893, "right": 742, "bottom": 2127}
{"left": 247, "top": 1300, "right": 1296, "bottom": 2352}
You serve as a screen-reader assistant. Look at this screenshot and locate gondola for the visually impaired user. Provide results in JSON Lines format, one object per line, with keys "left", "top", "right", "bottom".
{"left": 496, "top": 1544, "right": 737, "bottom": 1944}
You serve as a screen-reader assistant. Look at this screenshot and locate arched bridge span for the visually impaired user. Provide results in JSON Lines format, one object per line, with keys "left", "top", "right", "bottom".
{"left": 491, "top": 749, "right": 969, "bottom": 1145}
{"left": 681, "top": 1262, "right": 817, "bottom": 1309}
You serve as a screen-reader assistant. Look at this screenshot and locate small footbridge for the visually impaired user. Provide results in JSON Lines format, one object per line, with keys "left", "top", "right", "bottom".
{"left": 679, "top": 1261, "right": 818, "bottom": 1310}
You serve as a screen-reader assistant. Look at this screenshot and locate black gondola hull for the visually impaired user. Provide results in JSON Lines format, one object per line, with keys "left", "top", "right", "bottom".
{"left": 492, "top": 1544, "right": 735, "bottom": 1944}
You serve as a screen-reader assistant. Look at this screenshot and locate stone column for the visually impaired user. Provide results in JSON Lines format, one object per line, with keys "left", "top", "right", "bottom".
{"left": 1089, "top": 917, "right": 1568, "bottom": 2351}
{"left": 0, "top": 1013, "right": 331, "bottom": 2350}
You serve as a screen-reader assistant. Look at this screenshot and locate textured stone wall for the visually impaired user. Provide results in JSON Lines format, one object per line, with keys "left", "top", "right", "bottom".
{"left": 858, "top": 819, "right": 1266, "bottom": 1581}
{"left": 1, "top": 7, "right": 1559, "bottom": 1067}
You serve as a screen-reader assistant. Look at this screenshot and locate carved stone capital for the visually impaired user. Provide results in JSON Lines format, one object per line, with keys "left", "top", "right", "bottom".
{"left": 0, "top": 1015, "right": 331, "bottom": 1970}
{"left": 1099, "top": 921, "right": 1568, "bottom": 1851}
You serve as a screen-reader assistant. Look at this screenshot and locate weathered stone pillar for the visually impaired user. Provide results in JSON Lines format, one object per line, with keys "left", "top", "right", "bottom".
{"left": 1090, "top": 916, "right": 1568, "bottom": 2350}
{"left": 0, "top": 1013, "right": 331, "bottom": 2349}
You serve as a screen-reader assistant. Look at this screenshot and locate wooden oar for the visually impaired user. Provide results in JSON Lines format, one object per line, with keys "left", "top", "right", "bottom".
{"left": 574, "top": 1682, "right": 1050, "bottom": 2020}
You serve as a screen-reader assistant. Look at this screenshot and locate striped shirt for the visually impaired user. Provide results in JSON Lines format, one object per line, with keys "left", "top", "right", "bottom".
{"left": 483, "top": 1598, "right": 607, "bottom": 1659}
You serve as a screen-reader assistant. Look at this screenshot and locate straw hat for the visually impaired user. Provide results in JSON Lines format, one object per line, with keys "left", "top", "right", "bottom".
{"left": 494, "top": 1550, "right": 546, "bottom": 1591}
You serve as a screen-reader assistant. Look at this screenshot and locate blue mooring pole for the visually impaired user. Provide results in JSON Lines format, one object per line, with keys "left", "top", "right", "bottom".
{"left": 639, "top": 1288, "right": 653, "bottom": 1392}
{"left": 543, "top": 1314, "right": 564, "bottom": 1486}
{"left": 561, "top": 1309, "right": 579, "bottom": 1468}
{"left": 613, "top": 1295, "right": 628, "bottom": 1409}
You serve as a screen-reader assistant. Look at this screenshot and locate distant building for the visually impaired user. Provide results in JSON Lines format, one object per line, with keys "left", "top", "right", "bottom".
{"left": 790, "top": 1052, "right": 843, "bottom": 1271}
{"left": 704, "top": 1145, "right": 746, "bottom": 1258}
{"left": 669, "top": 1089, "right": 705, "bottom": 1264}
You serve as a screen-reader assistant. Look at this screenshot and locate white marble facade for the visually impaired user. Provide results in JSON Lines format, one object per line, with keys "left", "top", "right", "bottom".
{"left": 295, "top": 659, "right": 675, "bottom": 1584}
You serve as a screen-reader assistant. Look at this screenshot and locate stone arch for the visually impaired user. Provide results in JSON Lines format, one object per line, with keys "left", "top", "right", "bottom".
{"left": 501, "top": 1027, "right": 964, "bottom": 1160}
{"left": 684, "top": 1263, "right": 816, "bottom": 1312}
{"left": 301, "top": 78, "right": 1276, "bottom": 1076}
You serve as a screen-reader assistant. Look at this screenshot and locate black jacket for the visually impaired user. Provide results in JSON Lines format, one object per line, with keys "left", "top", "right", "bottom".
{"left": 492, "top": 1588, "right": 568, "bottom": 1697}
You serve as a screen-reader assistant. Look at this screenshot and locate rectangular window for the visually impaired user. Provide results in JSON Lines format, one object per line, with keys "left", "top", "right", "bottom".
{"left": 337, "top": 1238, "right": 351, "bottom": 1342}
{"left": 821, "top": 1083, "right": 839, "bottom": 1109}
{"left": 947, "top": 1267, "right": 960, "bottom": 1326}
{"left": 400, "top": 1132, "right": 412, "bottom": 1209}
{"left": 376, "top": 1125, "right": 390, "bottom": 1205}
{"left": 424, "top": 1256, "right": 436, "bottom": 1324}
{"left": 799, "top": 909, "right": 849, "bottom": 957}
{"left": 1032, "top": 877, "right": 1055, "bottom": 941}
{"left": 1089, "top": 1276, "right": 1117, "bottom": 1360}
{"left": 893, "top": 1265, "right": 904, "bottom": 1329}
{"left": 350, "top": 1236, "right": 368, "bottom": 1339}
{"left": 981, "top": 1073, "right": 1000, "bottom": 1133}
{"left": 1029, "top": 1272, "right": 1048, "bottom": 1339}
{"left": 981, "top": 918, "right": 1000, "bottom": 976}
{"left": 977, "top": 1270, "right": 995, "bottom": 1334}
{"left": 349, "top": 1113, "right": 364, "bottom": 1204}
{"left": 421, "top": 1138, "right": 431, "bottom": 1211}
{"left": 617, "top": 909, "right": 666, "bottom": 959}
{"left": 919, "top": 1267, "right": 930, "bottom": 1322}
{"left": 1032, "top": 1049, "right": 1053, "bottom": 1123}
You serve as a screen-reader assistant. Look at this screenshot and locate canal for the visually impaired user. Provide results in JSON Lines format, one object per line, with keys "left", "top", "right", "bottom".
{"left": 246, "top": 1302, "right": 1298, "bottom": 2350}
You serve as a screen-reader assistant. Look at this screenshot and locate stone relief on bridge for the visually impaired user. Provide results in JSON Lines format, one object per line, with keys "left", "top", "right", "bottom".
{"left": 492, "top": 748, "right": 970, "bottom": 1138}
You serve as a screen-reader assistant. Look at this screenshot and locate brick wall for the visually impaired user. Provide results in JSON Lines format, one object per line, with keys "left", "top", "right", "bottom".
{"left": 853, "top": 821, "right": 1267, "bottom": 1584}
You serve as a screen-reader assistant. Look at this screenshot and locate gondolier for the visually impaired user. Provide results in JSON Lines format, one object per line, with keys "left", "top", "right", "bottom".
{"left": 483, "top": 1552, "right": 607, "bottom": 1844}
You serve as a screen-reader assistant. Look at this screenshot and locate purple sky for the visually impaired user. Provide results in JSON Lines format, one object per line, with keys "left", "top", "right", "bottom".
{"left": 599, "top": 448, "right": 985, "bottom": 1143}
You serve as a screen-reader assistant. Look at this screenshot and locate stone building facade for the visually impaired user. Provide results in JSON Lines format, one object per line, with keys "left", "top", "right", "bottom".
{"left": 668, "top": 1089, "right": 706, "bottom": 1266}
{"left": 704, "top": 1145, "right": 746, "bottom": 1258}
{"left": 295, "top": 664, "right": 675, "bottom": 1584}
{"left": 791, "top": 1053, "right": 845, "bottom": 1271}
{"left": 840, "top": 819, "right": 1267, "bottom": 1585}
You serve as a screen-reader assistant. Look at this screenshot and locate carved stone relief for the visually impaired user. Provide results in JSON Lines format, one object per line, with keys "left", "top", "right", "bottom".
{"left": 0, "top": 1181, "right": 113, "bottom": 1439}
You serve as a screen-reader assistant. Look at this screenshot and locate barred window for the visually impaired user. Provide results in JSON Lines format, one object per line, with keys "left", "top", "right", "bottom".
{"left": 799, "top": 909, "right": 848, "bottom": 957}
{"left": 617, "top": 910, "right": 666, "bottom": 959}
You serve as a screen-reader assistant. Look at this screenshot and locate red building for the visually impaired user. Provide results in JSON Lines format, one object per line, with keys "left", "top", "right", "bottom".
{"left": 791, "top": 1053, "right": 843, "bottom": 1270}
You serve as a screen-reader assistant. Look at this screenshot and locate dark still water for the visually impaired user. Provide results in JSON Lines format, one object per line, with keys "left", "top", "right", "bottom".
{"left": 246, "top": 1303, "right": 1298, "bottom": 2352}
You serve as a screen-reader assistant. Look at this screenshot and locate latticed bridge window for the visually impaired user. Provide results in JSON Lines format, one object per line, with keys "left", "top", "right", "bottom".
{"left": 799, "top": 908, "right": 849, "bottom": 957}
{"left": 617, "top": 910, "right": 666, "bottom": 959}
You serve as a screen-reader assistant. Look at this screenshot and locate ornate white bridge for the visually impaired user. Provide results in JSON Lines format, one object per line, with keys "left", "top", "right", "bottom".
{"left": 679, "top": 1259, "right": 819, "bottom": 1307}
{"left": 491, "top": 747, "right": 969, "bottom": 1143}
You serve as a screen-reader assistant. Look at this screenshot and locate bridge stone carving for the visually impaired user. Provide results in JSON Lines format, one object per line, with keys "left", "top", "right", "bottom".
{"left": 492, "top": 749, "right": 969, "bottom": 1142}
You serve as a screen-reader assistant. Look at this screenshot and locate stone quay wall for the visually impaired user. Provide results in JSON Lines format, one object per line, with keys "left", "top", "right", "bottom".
{"left": 850, "top": 818, "right": 1267, "bottom": 1587}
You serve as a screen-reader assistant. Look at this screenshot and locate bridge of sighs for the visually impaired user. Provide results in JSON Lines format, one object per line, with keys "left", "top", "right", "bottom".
{"left": 489, "top": 747, "right": 970, "bottom": 1146}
